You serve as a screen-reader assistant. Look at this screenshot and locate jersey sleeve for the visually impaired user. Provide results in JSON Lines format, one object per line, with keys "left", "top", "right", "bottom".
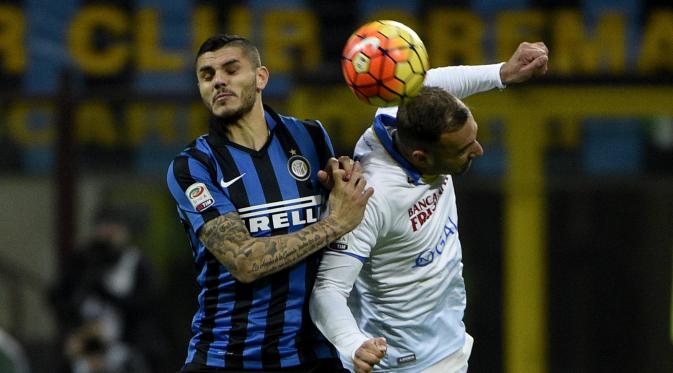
{"left": 310, "top": 248, "right": 369, "bottom": 362}
{"left": 327, "top": 191, "right": 383, "bottom": 260}
{"left": 423, "top": 63, "right": 505, "bottom": 99}
{"left": 166, "top": 152, "right": 236, "bottom": 234}
{"left": 311, "top": 178, "right": 386, "bottom": 360}
{"left": 375, "top": 63, "right": 505, "bottom": 117}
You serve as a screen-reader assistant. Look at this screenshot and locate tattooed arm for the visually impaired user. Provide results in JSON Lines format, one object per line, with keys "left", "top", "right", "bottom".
{"left": 199, "top": 159, "right": 373, "bottom": 283}
{"left": 200, "top": 214, "right": 347, "bottom": 283}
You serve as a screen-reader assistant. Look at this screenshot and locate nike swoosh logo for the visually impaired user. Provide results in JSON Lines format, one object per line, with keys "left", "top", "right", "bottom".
{"left": 220, "top": 173, "right": 245, "bottom": 188}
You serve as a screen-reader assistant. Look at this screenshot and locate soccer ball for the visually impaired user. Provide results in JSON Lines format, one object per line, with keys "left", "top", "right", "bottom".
{"left": 341, "top": 20, "right": 429, "bottom": 107}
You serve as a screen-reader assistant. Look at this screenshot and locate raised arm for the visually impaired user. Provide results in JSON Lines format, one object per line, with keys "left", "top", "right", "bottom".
{"left": 422, "top": 63, "right": 505, "bottom": 100}
{"left": 199, "top": 159, "right": 373, "bottom": 283}
{"left": 376, "top": 41, "right": 549, "bottom": 116}
{"left": 425, "top": 41, "right": 548, "bottom": 97}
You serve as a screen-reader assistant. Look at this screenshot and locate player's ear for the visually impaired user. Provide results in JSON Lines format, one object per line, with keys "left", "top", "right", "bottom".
{"left": 256, "top": 66, "right": 269, "bottom": 90}
{"left": 410, "top": 149, "right": 430, "bottom": 169}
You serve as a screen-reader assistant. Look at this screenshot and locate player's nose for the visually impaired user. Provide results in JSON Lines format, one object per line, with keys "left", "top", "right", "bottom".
{"left": 213, "top": 70, "right": 228, "bottom": 88}
{"left": 472, "top": 141, "right": 484, "bottom": 158}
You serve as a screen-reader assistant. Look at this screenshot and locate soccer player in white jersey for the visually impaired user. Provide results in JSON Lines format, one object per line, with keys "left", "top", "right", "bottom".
{"left": 310, "top": 42, "right": 549, "bottom": 373}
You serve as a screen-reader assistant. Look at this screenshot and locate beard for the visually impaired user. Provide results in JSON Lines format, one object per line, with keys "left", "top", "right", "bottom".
{"left": 213, "top": 77, "right": 257, "bottom": 123}
{"left": 454, "top": 159, "right": 473, "bottom": 175}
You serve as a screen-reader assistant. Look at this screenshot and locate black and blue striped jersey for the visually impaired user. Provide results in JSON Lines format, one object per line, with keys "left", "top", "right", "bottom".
{"left": 166, "top": 105, "right": 338, "bottom": 370}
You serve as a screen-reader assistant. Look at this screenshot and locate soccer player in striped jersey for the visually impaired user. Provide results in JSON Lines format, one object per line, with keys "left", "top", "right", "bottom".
{"left": 310, "top": 42, "right": 549, "bottom": 373}
{"left": 167, "top": 34, "right": 373, "bottom": 373}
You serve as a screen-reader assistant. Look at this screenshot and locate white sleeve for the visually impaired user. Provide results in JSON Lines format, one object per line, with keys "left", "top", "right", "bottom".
{"left": 375, "top": 63, "right": 505, "bottom": 117}
{"left": 310, "top": 251, "right": 369, "bottom": 362}
{"left": 423, "top": 63, "right": 506, "bottom": 99}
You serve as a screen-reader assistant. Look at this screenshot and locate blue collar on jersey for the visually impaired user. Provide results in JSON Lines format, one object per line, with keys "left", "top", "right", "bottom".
{"left": 263, "top": 106, "right": 279, "bottom": 132}
{"left": 373, "top": 114, "right": 422, "bottom": 185}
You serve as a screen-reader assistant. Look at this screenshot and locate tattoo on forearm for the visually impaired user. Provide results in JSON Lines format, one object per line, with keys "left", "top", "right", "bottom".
{"left": 199, "top": 212, "right": 343, "bottom": 279}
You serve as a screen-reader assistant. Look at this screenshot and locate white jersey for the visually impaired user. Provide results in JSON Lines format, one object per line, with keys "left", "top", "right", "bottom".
{"left": 310, "top": 64, "right": 504, "bottom": 372}
{"left": 325, "top": 117, "right": 465, "bottom": 372}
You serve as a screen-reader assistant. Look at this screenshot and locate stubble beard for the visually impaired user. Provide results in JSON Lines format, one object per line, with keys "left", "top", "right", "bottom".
{"left": 454, "top": 159, "right": 472, "bottom": 176}
{"left": 213, "top": 79, "right": 258, "bottom": 124}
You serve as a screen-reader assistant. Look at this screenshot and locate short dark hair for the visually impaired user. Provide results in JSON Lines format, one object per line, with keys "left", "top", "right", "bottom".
{"left": 396, "top": 86, "right": 469, "bottom": 149}
{"left": 195, "top": 34, "right": 261, "bottom": 68}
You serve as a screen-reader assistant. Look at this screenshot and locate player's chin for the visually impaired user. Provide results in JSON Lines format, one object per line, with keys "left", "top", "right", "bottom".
{"left": 212, "top": 101, "right": 233, "bottom": 113}
{"left": 213, "top": 105, "right": 241, "bottom": 120}
{"left": 454, "top": 161, "right": 473, "bottom": 176}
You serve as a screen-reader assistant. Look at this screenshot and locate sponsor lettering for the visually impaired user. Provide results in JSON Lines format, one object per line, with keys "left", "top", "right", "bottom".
{"left": 413, "top": 217, "right": 458, "bottom": 268}
{"left": 239, "top": 195, "right": 321, "bottom": 233}
{"left": 408, "top": 177, "right": 448, "bottom": 231}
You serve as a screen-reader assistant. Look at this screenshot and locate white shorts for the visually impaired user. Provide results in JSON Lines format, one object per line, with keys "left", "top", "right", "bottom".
{"left": 420, "top": 333, "right": 474, "bottom": 373}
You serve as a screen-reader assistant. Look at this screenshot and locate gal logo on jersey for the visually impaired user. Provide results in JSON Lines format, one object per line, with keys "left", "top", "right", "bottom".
{"left": 413, "top": 217, "right": 458, "bottom": 268}
{"left": 185, "top": 182, "right": 214, "bottom": 212}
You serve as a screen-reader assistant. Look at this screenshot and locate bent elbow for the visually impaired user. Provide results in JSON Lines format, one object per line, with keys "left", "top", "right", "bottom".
{"left": 228, "top": 260, "right": 266, "bottom": 283}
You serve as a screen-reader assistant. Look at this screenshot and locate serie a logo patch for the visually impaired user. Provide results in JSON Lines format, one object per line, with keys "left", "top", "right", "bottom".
{"left": 329, "top": 235, "right": 349, "bottom": 251}
{"left": 186, "top": 182, "right": 214, "bottom": 212}
{"left": 287, "top": 155, "right": 311, "bottom": 181}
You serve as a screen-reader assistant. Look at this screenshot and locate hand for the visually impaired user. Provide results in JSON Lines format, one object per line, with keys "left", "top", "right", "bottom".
{"left": 499, "top": 41, "right": 549, "bottom": 84}
{"left": 326, "top": 161, "right": 373, "bottom": 233}
{"left": 318, "top": 156, "right": 360, "bottom": 190}
{"left": 353, "top": 337, "right": 387, "bottom": 373}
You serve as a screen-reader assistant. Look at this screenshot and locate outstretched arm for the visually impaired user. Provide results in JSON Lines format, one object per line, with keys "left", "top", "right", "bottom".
{"left": 424, "top": 41, "right": 549, "bottom": 97}
{"left": 376, "top": 41, "right": 549, "bottom": 117}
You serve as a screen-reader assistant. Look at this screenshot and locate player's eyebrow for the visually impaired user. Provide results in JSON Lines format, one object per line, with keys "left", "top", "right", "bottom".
{"left": 198, "top": 59, "right": 240, "bottom": 73}
{"left": 197, "top": 66, "right": 213, "bottom": 75}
